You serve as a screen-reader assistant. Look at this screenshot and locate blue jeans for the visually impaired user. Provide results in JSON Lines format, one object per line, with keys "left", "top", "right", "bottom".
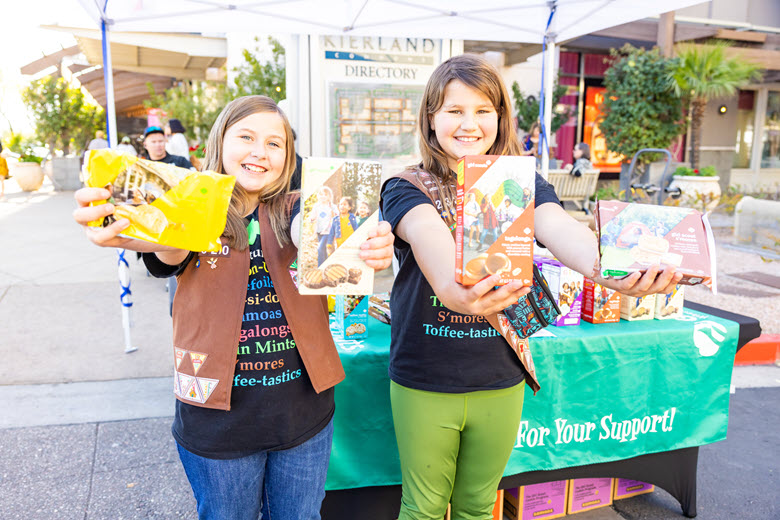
{"left": 177, "top": 419, "right": 333, "bottom": 520}
{"left": 317, "top": 234, "right": 331, "bottom": 265}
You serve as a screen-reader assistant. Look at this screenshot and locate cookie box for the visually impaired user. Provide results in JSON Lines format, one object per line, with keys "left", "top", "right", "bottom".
{"left": 655, "top": 284, "right": 685, "bottom": 319}
{"left": 298, "top": 158, "right": 382, "bottom": 295}
{"left": 456, "top": 155, "right": 536, "bottom": 286}
{"left": 582, "top": 279, "right": 621, "bottom": 323}
{"left": 596, "top": 201, "right": 716, "bottom": 290}
{"left": 620, "top": 293, "right": 655, "bottom": 321}
{"left": 335, "top": 294, "right": 368, "bottom": 340}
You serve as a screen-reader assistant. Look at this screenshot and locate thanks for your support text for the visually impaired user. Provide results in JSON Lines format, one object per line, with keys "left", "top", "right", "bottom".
{"left": 515, "top": 407, "right": 678, "bottom": 448}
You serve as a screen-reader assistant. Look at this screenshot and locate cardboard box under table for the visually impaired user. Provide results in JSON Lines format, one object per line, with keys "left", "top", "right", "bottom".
{"left": 613, "top": 478, "right": 654, "bottom": 500}
{"left": 566, "top": 478, "right": 614, "bottom": 514}
{"left": 504, "top": 481, "right": 567, "bottom": 520}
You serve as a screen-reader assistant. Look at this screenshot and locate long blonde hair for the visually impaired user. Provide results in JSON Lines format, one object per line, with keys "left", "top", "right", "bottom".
{"left": 203, "top": 96, "right": 297, "bottom": 250}
{"left": 415, "top": 54, "right": 522, "bottom": 216}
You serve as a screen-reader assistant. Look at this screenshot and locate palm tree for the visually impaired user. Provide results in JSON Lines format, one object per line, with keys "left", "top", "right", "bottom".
{"left": 670, "top": 42, "right": 761, "bottom": 169}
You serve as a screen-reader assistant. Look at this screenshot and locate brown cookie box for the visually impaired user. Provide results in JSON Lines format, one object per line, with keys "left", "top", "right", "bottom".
{"left": 596, "top": 201, "right": 717, "bottom": 291}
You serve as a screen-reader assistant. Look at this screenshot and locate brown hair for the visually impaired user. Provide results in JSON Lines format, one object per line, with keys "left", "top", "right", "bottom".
{"left": 414, "top": 54, "right": 522, "bottom": 216}
{"left": 202, "top": 96, "right": 297, "bottom": 250}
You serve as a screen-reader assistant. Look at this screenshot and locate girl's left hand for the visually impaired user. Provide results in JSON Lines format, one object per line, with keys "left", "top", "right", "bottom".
{"left": 598, "top": 265, "right": 682, "bottom": 297}
{"left": 359, "top": 221, "right": 394, "bottom": 270}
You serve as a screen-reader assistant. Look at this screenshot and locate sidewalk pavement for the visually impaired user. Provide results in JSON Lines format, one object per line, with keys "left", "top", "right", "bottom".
{"left": 2, "top": 180, "right": 778, "bottom": 519}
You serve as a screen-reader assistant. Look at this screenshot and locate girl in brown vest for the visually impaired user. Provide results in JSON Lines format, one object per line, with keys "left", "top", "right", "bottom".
{"left": 73, "top": 95, "right": 394, "bottom": 520}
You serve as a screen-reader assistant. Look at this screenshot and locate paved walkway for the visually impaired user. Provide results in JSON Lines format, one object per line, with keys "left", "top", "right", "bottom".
{"left": 1, "top": 179, "right": 778, "bottom": 519}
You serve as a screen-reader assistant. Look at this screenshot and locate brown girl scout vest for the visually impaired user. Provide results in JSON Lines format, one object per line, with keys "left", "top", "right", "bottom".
{"left": 171, "top": 199, "right": 345, "bottom": 411}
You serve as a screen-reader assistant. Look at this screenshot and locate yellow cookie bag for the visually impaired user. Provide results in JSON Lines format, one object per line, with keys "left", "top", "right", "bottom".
{"left": 84, "top": 149, "right": 235, "bottom": 252}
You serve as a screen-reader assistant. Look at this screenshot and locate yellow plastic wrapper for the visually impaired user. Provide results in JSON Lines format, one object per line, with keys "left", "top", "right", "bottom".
{"left": 84, "top": 149, "right": 235, "bottom": 252}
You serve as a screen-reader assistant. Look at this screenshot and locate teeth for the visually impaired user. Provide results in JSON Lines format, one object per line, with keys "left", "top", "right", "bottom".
{"left": 243, "top": 164, "right": 266, "bottom": 173}
{"left": 457, "top": 137, "right": 479, "bottom": 142}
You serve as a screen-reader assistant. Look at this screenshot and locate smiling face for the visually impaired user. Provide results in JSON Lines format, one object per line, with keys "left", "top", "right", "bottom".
{"left": 357, "top": 201, "right": 370, "bottom": 217}
{"left": 430, "top": 79, "right": 498, "bottom": 172}
{"left": 221, "top": 111, "right": 287, "bottom": 194}
{"left": 317, "top": 187, "right": 332, "bottom": 203}
{"left": 338, "top": 197, "right": 353, "bottom": 215}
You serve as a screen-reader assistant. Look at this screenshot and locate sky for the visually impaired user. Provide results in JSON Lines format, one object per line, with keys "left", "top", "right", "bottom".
{"left": 0, "top": 1, "right": 94, "bottom": 136}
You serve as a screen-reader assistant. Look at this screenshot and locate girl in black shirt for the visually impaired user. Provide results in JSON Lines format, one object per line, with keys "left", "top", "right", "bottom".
{"left": 381, "top": 54, "right": 680, "bottom": 520}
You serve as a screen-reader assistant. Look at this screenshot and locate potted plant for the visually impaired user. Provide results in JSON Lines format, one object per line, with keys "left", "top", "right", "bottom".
{"left": 22, "top": 75, "right": 104, "bottom": 191}
{"left": 668, "top": 165, "right": 721, "bottom": 212}
{"left": 12, "top": 150, "right": 45, "bottom": 192}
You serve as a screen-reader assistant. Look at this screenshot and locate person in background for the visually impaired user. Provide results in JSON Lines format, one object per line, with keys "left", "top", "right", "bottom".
{"left": 520, "top": 121, "right": 541, "bottom": 159}
{"left": 87, "top": 130, "right": 109, "bottom": 150}
{"left": 355, "top": 200, "right": 372, "bottom": 227}
{"left": 143, "top": 126, "right": 193, "bottom": 169}
{"left": 564, "top": 142, "right": 593, "bottom": 177}
{"left": 478, "top": 195, "right": 498, "bottom": 251}
{"left": 0, "top": 143, "right": 8, "bottom": 198}
{"left": 116, "top": 136, "right": 138, "bottom": 156}
{"left": 311, "top": 185, "right": 338, "bottom": 264}
{"left": 166, "top": 119, "right": 190, "bottom": 159}
{"left": 328, "top": 196, "right": 358, "bottom": 250}
{"left": 463, "top": 191, "right": 481, "bottom": 248}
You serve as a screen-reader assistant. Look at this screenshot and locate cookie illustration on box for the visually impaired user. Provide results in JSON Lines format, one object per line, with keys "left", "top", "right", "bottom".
{"left": 298, "top": 158, "right": 382, "bottom": 295}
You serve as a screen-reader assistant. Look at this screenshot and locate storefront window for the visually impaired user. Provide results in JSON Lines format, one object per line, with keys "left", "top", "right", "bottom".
{"left": 760, "top": 91, "right": 780, "bottom": 169}
{"left": 733, "top": 90, "right": 755, "bottom": 169}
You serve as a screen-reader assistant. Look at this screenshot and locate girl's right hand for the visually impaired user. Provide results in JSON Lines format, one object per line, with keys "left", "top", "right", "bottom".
{"left": 73, "top": 187, "right": 178, "bottom": 253}
{"left": 73, "top": 187, "right": 136, "bottom": 248}
{"left": 442, "top": 274, "right": 530, "bottom": 317}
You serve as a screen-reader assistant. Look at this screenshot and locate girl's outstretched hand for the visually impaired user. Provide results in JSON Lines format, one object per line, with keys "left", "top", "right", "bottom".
{"left": 359, "top": 220, "right": 394, "bottom": 270}
{"left": 442, "top": 275, "right": 530, "bottom": 317}
{"left": 73, "top": 187, "right": 180, "bottom": 253}
{"left": 598, "top": 265, "right": 682, "bottom": 297}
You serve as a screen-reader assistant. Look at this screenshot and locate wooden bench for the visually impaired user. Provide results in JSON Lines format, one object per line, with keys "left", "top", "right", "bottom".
{"left": 546, "top": 169, "right": 599, "bottom": 213}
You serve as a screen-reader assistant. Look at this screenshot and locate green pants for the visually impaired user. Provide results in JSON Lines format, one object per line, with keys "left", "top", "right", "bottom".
{"left": 390, "top": 381, "right": 525, "bottom": 520}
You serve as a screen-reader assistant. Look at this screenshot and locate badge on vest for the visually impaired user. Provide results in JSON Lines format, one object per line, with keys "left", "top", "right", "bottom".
{"left": 199, "top": 244, "right": 231, "bottom": 268}
{"left": 199, "top": 244, "right": 231, "bottom": 258}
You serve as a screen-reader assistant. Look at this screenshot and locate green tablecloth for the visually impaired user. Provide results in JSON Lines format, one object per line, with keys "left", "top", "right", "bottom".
{"left": 325, "top": 307, "right": 739, "bottom": 491}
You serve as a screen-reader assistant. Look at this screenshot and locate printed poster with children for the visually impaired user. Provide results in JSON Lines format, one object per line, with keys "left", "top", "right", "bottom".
{"left": 298, "top": 158, "right": 382, "bottom": 295}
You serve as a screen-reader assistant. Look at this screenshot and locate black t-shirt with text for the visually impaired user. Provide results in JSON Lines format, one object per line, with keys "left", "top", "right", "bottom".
{"left": 380, "top": 173, "right": 561, "bottom": 393}
{"left": 144, "top": 203, "right": 334, "bottom": 459}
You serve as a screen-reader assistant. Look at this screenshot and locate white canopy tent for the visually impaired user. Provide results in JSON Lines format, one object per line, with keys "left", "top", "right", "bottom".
{"left": 75, "top": 0, "right": 702, "bottom": 352}
{"left": 78, "top": 0, "right": 703, "bottom": 172}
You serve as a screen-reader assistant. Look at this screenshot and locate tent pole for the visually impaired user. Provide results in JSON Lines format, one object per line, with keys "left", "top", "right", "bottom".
{"left": 542, "top": 37, "right": 554, "bottom": 179}
{"left": 101, "top": 19, "right": 118, "bottom": 148}
{"left": 101, "top": 9, "right": 135, "bottom": 353}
